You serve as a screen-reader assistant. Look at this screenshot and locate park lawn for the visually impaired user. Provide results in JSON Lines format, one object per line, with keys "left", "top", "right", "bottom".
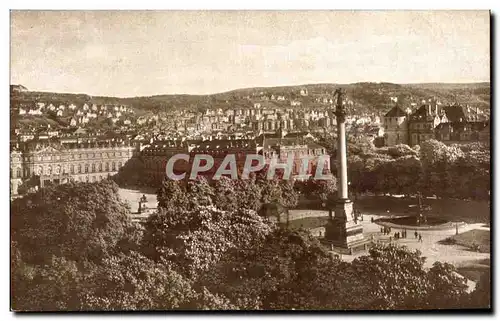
{"left": 457, "top": 266, "right": 489, "bottom": 283}
{"left": 456, "top": 258, "right": 490, "bottom": 282}
{"left": 287, "top": 216, "right": 329, "bottom": 230}
{"left": 354, "top": 195, "right": 490, "bottom": 224}
{"left": 444, "top": 229, "right": 490, "bottom": 253}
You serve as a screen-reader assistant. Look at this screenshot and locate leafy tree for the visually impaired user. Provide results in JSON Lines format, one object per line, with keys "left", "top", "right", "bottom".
{"left": 387, "top": 144, "right": 418, "bottom": 158}
{"left": 281, "top": 256, "right": 375, "bottom": 310}
{"left": 278, "top": 180, "right": 299, "bottom": 209}
{"left": 234, "top": 176, "right": 262, "bottom": 212}
{"left": 351, "top": 244, "right": 430, "bottom": 309}
{"left": 425, "top": 261, "right": 469, "bottom": 309}
{"left": 113, "top": 157, "right": 146, "bottom": 187}
{"left": 186, "top": 176, "right": 215, "bottom": 209}
{"left": 306, "top": 177, "right": 337, "bottom": 205}
{"left": 374, "top": 155, "right": 422, "bottom": 196}
{"left": 468, "top": 270, "right": 491, "bottom": 308}
{"left": 259, "top": 178, "right": 282, "bottom": 205}
{"left": 197, "top": 228, "right": 331, "bottom": 310}
{"left": 80, "top": 251, "right": 195, "bottom": 311}
{"left": 142, "top": 205, "right": 273, "bottom": 278}
{"left": 347, "top": 134, "right": 375, "bottom": 157}
{"left": 213, "top": 176, "right": 238, "bottom": 211}
{"left": 11, "top": 180, "right": 140, "bottom": 265}
{"left": 156, "top": 178, "right": 188, "bottom": 210}
{"left": 11, "top": 255, "right": 83, "bottom": 311}
{"left": 419, "top": 139, "right": 489, "bottom": 199}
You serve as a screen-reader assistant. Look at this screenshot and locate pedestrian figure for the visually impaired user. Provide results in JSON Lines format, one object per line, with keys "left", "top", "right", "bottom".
{"left": 380, "top": 227, "right": 383, "bottom": 233}
{"left": 371, "top": 217, "right": 374, "bottom": 223}
{"left": 419, "top": 234, "right": 423, "bottom": 243}
{"left": 414, "top": 231, "right": 418, "bottom": 239}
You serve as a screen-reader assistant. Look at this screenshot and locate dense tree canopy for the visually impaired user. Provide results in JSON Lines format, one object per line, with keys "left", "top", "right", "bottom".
{"left": 143, "top": 205, "right": 273, "bottom": 278}
{"left": 11, "top": 146, "right": 491, "bottom": 311}
{"left": 320, "top": 135, "right": 491, "bottom": 200}
{"left": 11, "top": 180, "right": 140, "bottom": 265}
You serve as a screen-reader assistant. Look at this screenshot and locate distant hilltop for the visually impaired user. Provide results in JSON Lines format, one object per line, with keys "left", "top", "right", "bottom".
{"left": 10, "top": 82, "right": 490, "bottom": 116}
{"left": 10, "top": 84, "right": 29, "bottom": 93}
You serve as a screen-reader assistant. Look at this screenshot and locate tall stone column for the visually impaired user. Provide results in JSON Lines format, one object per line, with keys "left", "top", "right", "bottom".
{"left": 325, "top": 88, "right": 366, "bottom": 253}
{"left": 337, "top": 116, "right": 348, "bottom": 201}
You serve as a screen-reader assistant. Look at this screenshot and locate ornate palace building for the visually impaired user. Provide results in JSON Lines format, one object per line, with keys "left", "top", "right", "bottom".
{"left": 10, "top": 140, "right": 137, "bottom": 195}
{"left": 11, "top": 132, "right": 330, "bottom": 195}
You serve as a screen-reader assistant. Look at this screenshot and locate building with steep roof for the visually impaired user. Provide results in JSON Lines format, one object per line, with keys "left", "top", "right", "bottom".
{"left": 383, "top": 105, "right": 409, "bottom": 146}
{"left": 383, "top": 101, "right": 490, "bottom": 147}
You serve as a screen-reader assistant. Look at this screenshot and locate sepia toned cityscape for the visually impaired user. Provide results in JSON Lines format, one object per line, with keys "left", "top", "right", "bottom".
{"left": 10, "top": 10, "right": 490, "bottom": 311}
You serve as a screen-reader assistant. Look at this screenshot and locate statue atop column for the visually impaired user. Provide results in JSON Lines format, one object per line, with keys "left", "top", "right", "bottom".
{"left": 324, "top": 87, "right": 368, "bottom": 254}
{"left": 333, "top": 88, "right": 347, "bottom": 122}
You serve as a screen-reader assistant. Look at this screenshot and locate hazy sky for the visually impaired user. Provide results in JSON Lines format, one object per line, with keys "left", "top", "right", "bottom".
{"left": 11, "top": 10, "right": 490, "bottom": 97}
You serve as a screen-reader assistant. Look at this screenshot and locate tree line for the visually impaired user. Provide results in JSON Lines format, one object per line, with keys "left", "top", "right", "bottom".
{"left": 11, "top": 179, "right": 490, "bottom": 311}
{"left": 319, "top": 134, "right": 490, "bottom": 201}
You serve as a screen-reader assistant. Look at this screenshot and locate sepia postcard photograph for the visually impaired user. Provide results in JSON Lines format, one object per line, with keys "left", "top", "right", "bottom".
{"left": 9, "top": 9, "right": 491, "bottom": 312}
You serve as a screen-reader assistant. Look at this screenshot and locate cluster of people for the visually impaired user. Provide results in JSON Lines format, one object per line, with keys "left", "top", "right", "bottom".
{"left": 415, "top": 231, "right": 423, "bottom": 242}
{"left": 394, "top": 229, "right": 408, "bottom": 239}
{"left": 381, "top": 226, "right": 392, "bottom": 235}
{"left": 380, "top": 227, "right": 424, "bottom": 243}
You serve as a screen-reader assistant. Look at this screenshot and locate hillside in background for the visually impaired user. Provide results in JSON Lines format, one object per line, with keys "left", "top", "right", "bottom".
{"left": 11, "top": 82, "right": 490, "bottom": 118}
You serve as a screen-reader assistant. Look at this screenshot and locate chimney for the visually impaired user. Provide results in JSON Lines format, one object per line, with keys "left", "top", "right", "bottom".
{"left": 428, "top": 105, "right": 431, "bottom": 116}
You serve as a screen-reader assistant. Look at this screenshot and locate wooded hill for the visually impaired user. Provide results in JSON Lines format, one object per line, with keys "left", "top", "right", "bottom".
{"left": 11, "top": 82, "right": 490, "bottom": 117}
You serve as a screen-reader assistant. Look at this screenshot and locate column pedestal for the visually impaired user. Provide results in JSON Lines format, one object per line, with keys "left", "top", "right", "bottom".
{"left": 324, "top": 199, "right": 369, "bottom": 254}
